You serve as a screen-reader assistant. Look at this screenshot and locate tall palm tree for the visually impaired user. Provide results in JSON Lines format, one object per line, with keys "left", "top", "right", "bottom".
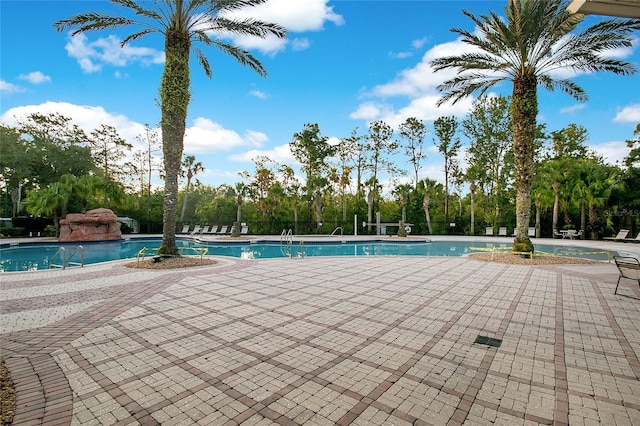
{"left": 55, "top": 0, "right": 286, "bottom": 255}
{"left": 431, "top": 0, "right": 640, "bottom": 251}
{"left": 179, "top": 155, "right": 204, "bottom": 222}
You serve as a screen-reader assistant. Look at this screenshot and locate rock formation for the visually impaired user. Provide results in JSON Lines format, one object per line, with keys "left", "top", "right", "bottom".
{"left": 58, "top": 208, "right": 122, "bottom": 242}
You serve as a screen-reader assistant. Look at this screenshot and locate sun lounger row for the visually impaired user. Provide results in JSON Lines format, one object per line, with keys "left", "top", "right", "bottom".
{"left": 178, "top": 224, "right": 248, "bottom": 236}
{"left": 604, "top": 229, "right": 640, "bottom": 243}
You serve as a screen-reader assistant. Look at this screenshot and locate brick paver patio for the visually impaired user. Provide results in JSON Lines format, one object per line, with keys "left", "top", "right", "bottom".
{"left": 2, "top": 243, "right": 640, "bottom": 425}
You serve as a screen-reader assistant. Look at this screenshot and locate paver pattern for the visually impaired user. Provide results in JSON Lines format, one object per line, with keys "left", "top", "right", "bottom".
{"left": 2, "top": 252, "right": 640, "bottom": 425}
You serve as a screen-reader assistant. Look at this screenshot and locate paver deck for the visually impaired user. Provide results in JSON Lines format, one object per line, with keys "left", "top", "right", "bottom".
{"left": 2, "top": 239, "right": 640, "bottom": 425}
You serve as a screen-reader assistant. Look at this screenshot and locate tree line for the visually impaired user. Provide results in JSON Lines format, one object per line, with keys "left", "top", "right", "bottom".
{"left": 2, "top": 106, "right": 638, "bottom": 239}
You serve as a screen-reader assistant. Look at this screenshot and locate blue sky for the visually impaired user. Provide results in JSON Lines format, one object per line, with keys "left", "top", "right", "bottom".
{"left": 2, "top": 0, "right": 639, "bottom": 192}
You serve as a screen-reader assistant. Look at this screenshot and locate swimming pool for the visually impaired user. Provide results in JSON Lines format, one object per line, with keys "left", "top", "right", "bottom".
{"left": 0, "top": 237, "right": 616, "bottom": 272}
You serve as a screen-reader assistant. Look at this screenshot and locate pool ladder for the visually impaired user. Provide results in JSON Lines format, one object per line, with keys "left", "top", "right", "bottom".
{"left": 280, "top": 229, "right": 305, "bottom": 258}
{"left": 49, "top": 246, "right": 85, "bottom": 269}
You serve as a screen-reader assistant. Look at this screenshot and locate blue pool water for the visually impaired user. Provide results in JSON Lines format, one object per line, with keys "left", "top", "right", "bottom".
{"left": 0, "top": 238, "right": 614, "bottom": 272}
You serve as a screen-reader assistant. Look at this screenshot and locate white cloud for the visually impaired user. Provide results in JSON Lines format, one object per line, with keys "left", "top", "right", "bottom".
{"left": 389, "top": 51, "right": 413, "bottom": 59}
{"left": 559, "top": 104, "right": 586, "bottom": 114}
{"left": 589, "top": 140, "right": 629, "bottom": 165}
{"left": 0, "top": 101, "right": 145, "bottom": 143}
{"left": 230, "top": 0, "right": 343, "bottom": 32}
{"left": 412, "top": 37, "right": 428, "bottom": 49}
{"left": 291, "top": 38, "right": 310, "bottom": 51}
{"left": 249, "top": 90, "right": 268, "bottom": 99}
{"left": 221, "top": 0, "right": 343, "bottom": 55}
{"left": 613, "top": 104, "right": 640, "bottom": 123}
{"left": 18, "top": 71, "right": 51, "bottom": 84}
{"left": 0, "top": 80, "right": 25, "bottom": 94}
{"left": 228, "top": 143, "right": 296, "bottom": 166}
{"left": 64, "top": 33, "right": 165, "bottom": 73}
{"left": 350, "top": 102, "right": 393, "bottom": 121}
{"left": 184, "top": 117, "right": 268, "bottom": 154}
{"left": 350, "top": 37, "right": 476, "bottom": 128}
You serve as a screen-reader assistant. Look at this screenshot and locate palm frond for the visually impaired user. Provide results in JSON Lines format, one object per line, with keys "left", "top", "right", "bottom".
{"left": 211, "top": 40, "right": 268, "bottom": 77}
{"left": 215, "top": 0, "right": 270, "bottom": 12}
{"left": 53, "top": 14, "right": 134, "bottom": 35}
{"left": 436, "top": 73, "right": 506, "bottom": 106}
{"left": 203, "top": 16, "right": 286, "bottom": 39}
{"left": 111, "top": 0, "right": 161, "bottom": 20}
{"left": 193, "top": 47, "right": 213, "bottom": 78}
{"left": 122, "top": 29, "right": 156, "bottom": 45}
{"left": 538, "top": 75, "right": 587, "bottom": 102}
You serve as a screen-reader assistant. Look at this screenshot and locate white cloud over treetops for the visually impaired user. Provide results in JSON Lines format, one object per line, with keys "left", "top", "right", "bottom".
{"left": 0, "top": 101, "right": 268, "bottom": 158}
{"left": 350, "top": 37, "right": 476, "bottom": 128}
{"left": 613, "top": 104, "right": 640, "bottom": 123}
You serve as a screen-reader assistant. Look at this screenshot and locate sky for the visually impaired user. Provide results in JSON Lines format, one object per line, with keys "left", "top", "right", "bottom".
{"left": 1, "top": 0, "right": 639, "bottom": 193}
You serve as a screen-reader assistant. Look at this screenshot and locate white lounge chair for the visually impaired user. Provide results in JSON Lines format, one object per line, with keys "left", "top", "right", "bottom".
{"left": 624, "top": 231, "right": 640, "bottom": 243}
{"left": 199, "top": 225, "right": 210, "bottom": 235}
{"left": 240, "top": 225, "right": 248, "bottom": 235}
{"left": 613, "top": 256, "right": 640, "bottom": 295}
{"left": 485, "top": 227, "right": 493, "bottom": 236}
{"left": 206, "top": 225, "right": 218, "bottom": 234}
{"left": 189, "top": 225, "right": 202, "bottom": 236}
{"left": 604, "top": 229, "right": 629, "bottom": 241}
{"left": 179, "top": 225, "right": 190, "bottom": 234}
{"left": 528, "top": 227, "right": 536, "bottom": 237}
{"left": 216, "top": 225, "right": 228, "bottom": 235}
{"left": 498, "top": 227, "right": 507, "bottom": 237}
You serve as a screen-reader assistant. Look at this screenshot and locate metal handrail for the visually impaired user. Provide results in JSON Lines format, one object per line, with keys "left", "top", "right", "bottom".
{"left": 330, "top": 226, "right": 343, "bottom": 236}
{"left": 179, "top": 246, "right": 209, "bottom": 263}
{"left": 49, "top": 247, "right": 66, "bottom": 269}
{"left": 296, "top": 240, "right": 306, "bottom": 258}
{"left": 49, "top": 245, "right": 85, "bottom": 269}
{"left": 136, "top": 246, "right": 159, "bottom": 265}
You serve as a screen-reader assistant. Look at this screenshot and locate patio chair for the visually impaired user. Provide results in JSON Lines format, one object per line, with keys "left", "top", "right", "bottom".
{"left": 240, "top": 225, "right": 248, "bottom": 235}
{"left": 189, "top": 225, "right": 202, "bottom": 236}
{"left": 199, "top": 225, "right": 210, "bottom": 235}
{"left": 528, "top": 227, "right": 536, "bottom": 237}
{"left": 216, "top": 225, "right": 228, "bottom": 235}
{"left": 485, "top": 227, "right": 493, "bottom": 236}
{"left": 498, "top": 227, "right": 507, "bottom": 237}
{"left": 604, "top": 229, "right": 629, "bottom": 241}
{"left": 624, "top": 231, "right": 640, "bottom": 243}
{"left": 206, "top": 225, "right": 218, "bottom": 234}
{"left": 178, "top": 225, "right": 190, "bottom": 234}
{"left": 613, "top": 256, "right": 640, "bottom": 295}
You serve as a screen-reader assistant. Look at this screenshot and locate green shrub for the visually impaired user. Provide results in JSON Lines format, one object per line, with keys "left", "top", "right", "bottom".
{"left": 0, "top": 227, "right": 26, "bottom": 237}
{"left": 44, "top": 225, "right": 57, "bottom": 237}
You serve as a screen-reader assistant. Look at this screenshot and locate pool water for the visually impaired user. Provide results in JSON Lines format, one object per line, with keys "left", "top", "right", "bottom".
{"left": 0, "top": 238, "right": 614, "bottom": 272}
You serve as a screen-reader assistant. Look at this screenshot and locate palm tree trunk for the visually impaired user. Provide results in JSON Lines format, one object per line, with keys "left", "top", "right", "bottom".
{"left": 535, "top": 200, "right": 541, "bottom": 238}
{"left": 179, "top": 178, "right": 191, "bottom": 222}
{"left": 423, "top": 193, "right": 432, "bottom": 234}
{"left": 159, "top": 29, "right": 190, "bottom": 255}
{"left": 580, "top": 201, "right": 586, "bottom": 239}
{"left": 367, "top": 190, "right": 373, "bottom": 233}
{"left": 511, "top": 75, "right": 537, "bottom": 251}
{"left": 470, "top": 182, "right": 475, "bottom": 236}
{"left": 552, "top": 186, "right": 559, "bottom": 238}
